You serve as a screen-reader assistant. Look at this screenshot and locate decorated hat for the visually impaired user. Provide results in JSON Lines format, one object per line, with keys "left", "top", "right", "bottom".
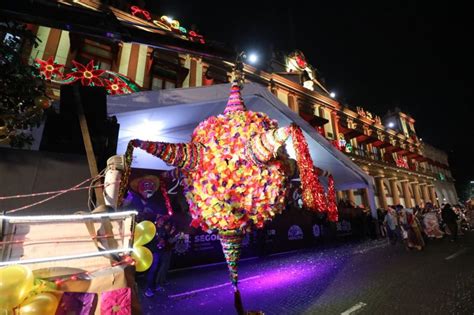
{"left": 223, "top": 80, "right": 247, "bottom": 114}
{"left": 129, "top": 175, "right": 160, "bottom": 193}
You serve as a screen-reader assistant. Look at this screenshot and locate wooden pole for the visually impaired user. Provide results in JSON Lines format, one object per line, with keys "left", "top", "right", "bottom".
{"left": 73, "top": 85, "right": 117, "bottom": 253}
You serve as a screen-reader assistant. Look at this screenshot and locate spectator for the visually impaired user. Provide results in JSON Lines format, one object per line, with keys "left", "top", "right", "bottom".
{"left": 384, "top": 206, "right": 400, "bottom": 245}
{"left": 377, "top": 208, "right": 387, "bottom": 238}
{"left": 441, "top": 204, "right": 458, "bottom": 242}
{"left": 156, "top": 217, "right": 180, "bottom": 289}
{"left": 145, "top": 215, "right": 180, "bottom": 297}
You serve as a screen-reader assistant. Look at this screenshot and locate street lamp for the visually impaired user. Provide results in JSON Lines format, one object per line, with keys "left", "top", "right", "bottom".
{"left": 388, "top": 122, "right": 395, "bottom": 128}
{"left": 247, "top": 53, "right": 258, "bottom": 64}
{"left": 330, "top": 92, "right": 336, "bottom": 98}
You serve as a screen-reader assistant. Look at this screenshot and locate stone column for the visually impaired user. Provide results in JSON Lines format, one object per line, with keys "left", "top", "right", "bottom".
{"left": 362, "top": 188, "right": 371, "bottom": 210}
{"left": 401, "top": 180, "right": 413, "bottom": 208}
{"left": 411, "top": 181, "right": 422, "bottom": 207}
{"left": 420, "top": 183, "right": 430, "bottom": 204}
{"left": 331, "top": 111, "right": 340, "bottom": 138}
{"left": 428, "top": 185, "right": 438, "bottom": 207}
{"left": 346, "top": 189, "right": 356, "bottom": 205}
{"left": 388, "top": 178, "right": 400, "bottom": 205}
{"left": 374, "top": 176, "right": 388, "bottom": 209}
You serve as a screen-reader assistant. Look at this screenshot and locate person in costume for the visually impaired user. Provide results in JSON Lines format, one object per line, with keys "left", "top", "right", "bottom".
{"left": 405, "top": 208, "right": 425, "bottom": 250}
{"left": 422, "top": 202, "right": 444, "bottom": 239}
{"left": 123, "top": 175, "right": 167, "bottom": 222}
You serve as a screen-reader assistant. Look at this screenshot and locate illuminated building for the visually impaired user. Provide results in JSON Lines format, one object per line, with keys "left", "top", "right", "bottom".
{"left": 1, "top": 0, "right": 458, "bottom": 211}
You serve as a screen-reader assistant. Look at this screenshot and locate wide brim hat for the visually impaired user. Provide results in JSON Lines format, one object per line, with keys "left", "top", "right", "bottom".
{"left": 129, "top": 175, "right": 161, "bottom": 193}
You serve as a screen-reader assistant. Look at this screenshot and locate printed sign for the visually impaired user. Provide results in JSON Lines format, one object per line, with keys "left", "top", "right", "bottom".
{"left": 288, "top": 225, "right": 304, "bottom": 240}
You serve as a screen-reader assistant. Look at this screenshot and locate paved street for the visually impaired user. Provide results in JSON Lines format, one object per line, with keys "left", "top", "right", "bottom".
{"left": 138, "top": 231, "right": 474, "bottom": 315}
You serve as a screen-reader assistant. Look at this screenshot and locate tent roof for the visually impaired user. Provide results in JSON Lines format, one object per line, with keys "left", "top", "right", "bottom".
{"left": 107, "top": 83, "right": 374, "bottom": 192}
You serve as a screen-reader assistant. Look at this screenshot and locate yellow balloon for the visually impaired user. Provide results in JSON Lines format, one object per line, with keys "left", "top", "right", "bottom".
{"left": 131, "top": 245, "right": 153, "bottom": 272}
{"left": 0, "top": 265, "right": 34, "bottom": 309}
{"left": 18, "top": 292, "right": 59, "bottom": 315}
{"left": 0, "top": 308, "right": 13, "bottom": 315}
{"left": 134, "top": 220, "right": 156, "bottom": 246}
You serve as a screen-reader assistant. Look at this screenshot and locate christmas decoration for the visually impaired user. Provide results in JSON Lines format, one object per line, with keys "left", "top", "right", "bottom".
{"left": 34, "top": 56, "right": 64, "bottom": 80}
{"left": 104, "top": 77, "right": 131, "bottom": 95}
{"left": 34, "top": 95, "right": 51, "bottom": 109}
{"left": 33, "top": 59, "right": 140, "bottom": 95}
{"left": 130, "top": 5, "right": 151, "bottom": 21}
{"left": 66, "top": 60, "right": 105, "bottom": 86}
{"left": 129, "top": 5, "right": 206, "bottom": 44}
{"left": 0, "top": 20, "right": 46, "bottom": 148}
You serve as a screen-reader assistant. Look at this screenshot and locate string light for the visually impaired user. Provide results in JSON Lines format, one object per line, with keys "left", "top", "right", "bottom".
{"left": 0, "top": 232, "right": 133, "bottom": 246}
{"left": 4, "top": 176, "right": 102, "bottom": 213}
{"left": 52, "top": 257, "right": 135, "bottom": 286}
{"left": 0, "top": 210, "right": 138, "bottom": 223}
{"left": 0, "top": 248, "right": 134, "bottom": 267}
{"left": 0, "top": 182, "right": 107, "bottom": 201}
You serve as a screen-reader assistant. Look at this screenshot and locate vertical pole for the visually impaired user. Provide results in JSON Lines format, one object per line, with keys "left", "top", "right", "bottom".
{"left": 74, "top": 86, "right": 106, "bottom": 206}
{"left": 73, "top": 85, "right": 117, "bottom": 252}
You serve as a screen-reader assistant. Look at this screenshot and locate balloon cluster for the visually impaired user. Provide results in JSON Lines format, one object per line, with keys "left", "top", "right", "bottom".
{"left": 0, "top": 265, "right": 58, "bottom": 315}
{"left": 131, "top": 220, "right": 156, "bottom": 272}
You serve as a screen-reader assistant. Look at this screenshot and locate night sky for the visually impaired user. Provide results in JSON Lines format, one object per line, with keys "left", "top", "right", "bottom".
{"left": 144, "top": 1, "right": 473, "bottom": 199}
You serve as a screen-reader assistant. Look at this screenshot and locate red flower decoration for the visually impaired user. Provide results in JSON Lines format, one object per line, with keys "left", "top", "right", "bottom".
{"left": 35, "top": 56, "right": 64, "bottom": 80}
{"left": 104, "top": 77, "right": 130, "bottom": 95}
{"left": 67, "top": 60, "right": 105, "bottom": 86}
{"left": 296, "top": 55, "right": 307, "bottom": 69}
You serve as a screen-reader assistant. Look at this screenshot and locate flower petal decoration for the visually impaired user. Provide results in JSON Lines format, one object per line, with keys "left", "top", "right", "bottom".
{"left": 66, "top": 60, "right": 105, "bottom": 86}
{"left": 35, "top": 56, "right": 64, "bottom": 80}
{"left": 104, "top": 77, "right": 131, "bottom": 95}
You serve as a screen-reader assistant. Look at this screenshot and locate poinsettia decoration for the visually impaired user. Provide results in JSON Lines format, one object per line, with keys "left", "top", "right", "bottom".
{"left": 35, "top": 56, "right": 64, "bottom": 80}
{"left": 104, "top": 77, "right": 130, "bottom": 95}
{"left": 66, "top": 60, "right": 105, "bottom": 86}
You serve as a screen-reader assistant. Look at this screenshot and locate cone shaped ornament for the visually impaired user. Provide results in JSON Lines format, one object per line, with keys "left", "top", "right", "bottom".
{"left": 224, "top": 80, "right": 246, "bottom": 114}
{"left": 248, "top": 126, "right": 290, "bottom": 164}
{"left": 219, "top": 230, "right": 244, "bottom": 288}
{"left": 133, "top": 140, "right": 202, "bottom": 171}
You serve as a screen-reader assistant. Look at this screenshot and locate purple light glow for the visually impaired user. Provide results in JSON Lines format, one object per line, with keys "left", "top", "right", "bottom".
{"left": 239, "top": 260, "right": 334, "bottom": 294}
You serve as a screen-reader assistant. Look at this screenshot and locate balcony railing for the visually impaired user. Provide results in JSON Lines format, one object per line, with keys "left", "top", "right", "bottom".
{"left": 351, "top": 148, "right": 383, "bottom": 162}
{"left": 347, "top": 149, "right": 440, "bottom": 178}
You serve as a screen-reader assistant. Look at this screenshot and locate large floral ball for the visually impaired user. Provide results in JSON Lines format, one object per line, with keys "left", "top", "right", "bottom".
{"left": 184, "top": 110, "right": 287, "bottom": 232}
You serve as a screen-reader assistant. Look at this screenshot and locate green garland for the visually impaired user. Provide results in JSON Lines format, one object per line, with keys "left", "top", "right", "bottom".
{"left": 117, "top": 141, "right": 135, "bottom": 208}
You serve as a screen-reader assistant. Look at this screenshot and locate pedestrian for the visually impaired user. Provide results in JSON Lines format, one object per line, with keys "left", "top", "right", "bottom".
{"left": 384, "top": 206, "right": 399, "bottom": 245}
{"left": 377, "top": 208, "right": 387, "bottom": 238}
{"left": 144, "top": 215, "right": 166, "bottom": 298}
{"left": 156, "top": 217, "right": 180, "bottom": 290}
{"left": 144, "top": 215, "right": 180, "bottom": 297}
{"left": 396, "top": 205, "right": 411, "bottom": 250}
{"left": 441, "top": 204, "right": 458, "bottom": 242}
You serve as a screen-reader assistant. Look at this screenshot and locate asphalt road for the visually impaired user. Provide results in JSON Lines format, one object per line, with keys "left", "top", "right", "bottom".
{"left": 138, "top": 230, "right": 474, "bottom": 315}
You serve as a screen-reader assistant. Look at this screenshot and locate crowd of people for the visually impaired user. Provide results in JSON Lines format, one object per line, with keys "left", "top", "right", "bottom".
{"left": 377, "top": 202, "right": 472, "bottom": 250}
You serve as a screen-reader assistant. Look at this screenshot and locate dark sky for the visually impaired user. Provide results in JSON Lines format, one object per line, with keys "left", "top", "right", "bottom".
{"left": 144, "top": 1, "right": 473, "bottom": 199}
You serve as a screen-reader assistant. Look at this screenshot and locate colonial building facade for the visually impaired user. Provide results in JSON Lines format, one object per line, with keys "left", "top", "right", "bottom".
{"left": 2, "top": 0, "right": 458, "bottom": 211}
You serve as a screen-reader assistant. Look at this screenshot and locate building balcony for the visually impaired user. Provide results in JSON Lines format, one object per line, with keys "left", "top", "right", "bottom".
{"left": 345, "top": 149, "right": 438, "bottom": 180}
{"left": 351, "top": 147, "right": 384, "bottom": 162}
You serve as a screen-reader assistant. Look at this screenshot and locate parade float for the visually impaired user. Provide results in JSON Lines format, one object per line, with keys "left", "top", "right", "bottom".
{"left": 0, "top": 58, "right": 356, "bottom": 314}
{"left": 126, "top": 67, "right": 339, "bottom": 314}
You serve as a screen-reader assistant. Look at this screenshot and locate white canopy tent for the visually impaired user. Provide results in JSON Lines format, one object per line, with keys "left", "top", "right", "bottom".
{"left": 107, "top": 83, "right": 376, "bottom": 215}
